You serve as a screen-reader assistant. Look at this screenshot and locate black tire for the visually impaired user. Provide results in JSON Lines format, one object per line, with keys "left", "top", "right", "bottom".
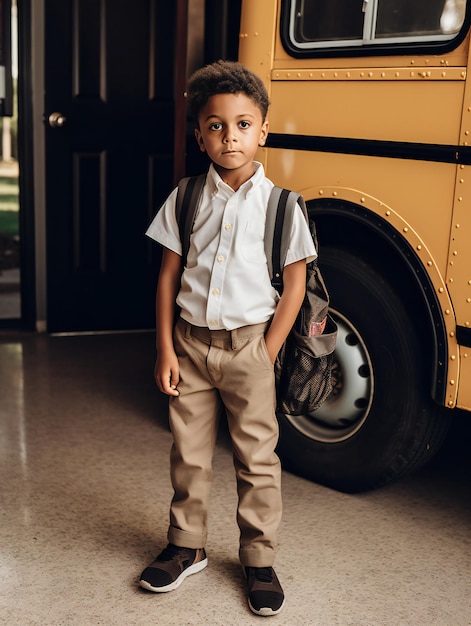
{"left": 276, "top": 247, "right": 451, "bottom": 493}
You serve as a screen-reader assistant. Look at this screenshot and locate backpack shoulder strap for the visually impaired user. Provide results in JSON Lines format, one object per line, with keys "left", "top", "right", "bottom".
{"left": 175, "top": 173, "right": 206, "bottom": 266}
{"left": 265, "top": 186, "right": 309, "bottom": 292}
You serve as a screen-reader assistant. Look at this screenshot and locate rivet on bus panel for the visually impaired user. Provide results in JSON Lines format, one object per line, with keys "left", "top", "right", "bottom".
{"left": 448, "top": 401, "right": 454, "bottom": 407}
{"left": 417, "top": 244, "right": 422, "bottom": 250}
{"left": 449, "top": 380, "right": 455, "bottom": 386}
{"left": 456, "top": 223, "right": 461, "bottom": 228}
{"left": 361, "top": 198, "right": 365, "bottom": 203}
{"left": 439, "top": 287, "right": 444, "bottom": 293}
{"left": 427, "top": 261, "right": 432, "bottom": 266}
{"left": 381, "top": 72, "right": 386, "bottom": 78}
{"left": 451, "top": 355, "right": 456, "bottom": 361}
{"left": 467, "top": 298, "right": 471, "bottom": 303}
{"left": 453, "top": 250, "right": 458, "bottom": 256}
{"left": 441, "top": 72, "right": 447, "bottom": 77}
{"left": 385, "top": 210, "right": 391, "bottom": 216}
{"left": 403, "top": 227, "right": 408, "bottom": 232}
{"left": 445, "top": 309, "right": 451, "bottom": 314}
{"left": 332, "top": 191, "right": 338, "bottom": 196}
{"left": 319, "top": 190, "right": 324, "bottom": 195}
{"left": 450, "top": 331, "right": 455, "bottom": 337}
{"left": 467, "top": 321, "right": 470, "bottom": 326}
{"left": 395, "top": 72, "right": 400, "bottom": 77}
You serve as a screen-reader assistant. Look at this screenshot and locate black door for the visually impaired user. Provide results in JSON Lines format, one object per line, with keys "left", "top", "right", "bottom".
{"left": 44, "top": 0, "right": 183, "bottom": 332}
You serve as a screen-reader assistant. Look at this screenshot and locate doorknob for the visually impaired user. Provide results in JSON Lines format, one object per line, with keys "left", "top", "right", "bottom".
{"left": 48, "top": 112, "right": 67, "bottom": 128}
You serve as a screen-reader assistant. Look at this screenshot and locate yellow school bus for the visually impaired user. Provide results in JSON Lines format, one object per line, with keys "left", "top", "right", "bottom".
{"left": 238, "top": 0, "right": 471, "bottom": 491}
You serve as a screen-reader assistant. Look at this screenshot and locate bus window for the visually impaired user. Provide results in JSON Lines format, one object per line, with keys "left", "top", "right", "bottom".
{"left": 375, "top": 0, "right": 463, "bottom": 38}
{"left": 294, "top": 0, "right": 364, "bottom": 44}
{"left": 287, "top": 0, "right": 467, "bottom": 52}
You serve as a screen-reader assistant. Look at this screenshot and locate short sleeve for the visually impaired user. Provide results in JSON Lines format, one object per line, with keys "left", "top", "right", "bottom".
{"left": 145, "top": 187, "right": 182, "bottom": 255}
{"left": 284, "top": 202, "right": 317, "bottom": 266}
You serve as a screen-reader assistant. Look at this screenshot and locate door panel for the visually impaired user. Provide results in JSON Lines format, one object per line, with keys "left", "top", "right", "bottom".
{"left": 45, "top": 0, "right": 180, "bottom": 332}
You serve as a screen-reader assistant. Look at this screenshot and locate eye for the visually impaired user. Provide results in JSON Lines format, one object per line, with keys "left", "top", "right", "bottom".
{"left": 209, "top": 122, "right": 223, "bottom": 131}
{"left": 239, "top": 120, "right": 250, "bottom": 129}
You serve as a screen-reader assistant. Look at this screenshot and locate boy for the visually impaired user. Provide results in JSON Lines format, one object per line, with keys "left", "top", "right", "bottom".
{"left": 140, "top": 60, "right": 316, "bottom": 616}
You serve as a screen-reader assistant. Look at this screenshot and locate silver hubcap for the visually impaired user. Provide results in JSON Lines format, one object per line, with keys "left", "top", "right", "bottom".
{"left": 285, "top": 309, "right": 373, "bottom": 443}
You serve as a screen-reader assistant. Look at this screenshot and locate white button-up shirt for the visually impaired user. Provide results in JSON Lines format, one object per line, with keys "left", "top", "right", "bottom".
{"left": 146, "top": 162, "right": 316, "bottom": 330}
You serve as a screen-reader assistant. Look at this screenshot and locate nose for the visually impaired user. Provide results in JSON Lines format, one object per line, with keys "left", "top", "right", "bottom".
{"left": 223, "top": 126, "right": 237, "bottom": 143}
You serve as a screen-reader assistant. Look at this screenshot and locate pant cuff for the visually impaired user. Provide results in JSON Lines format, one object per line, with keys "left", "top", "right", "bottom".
{"left": 168, "top": 526, "right": 206, "bottom": 549}
{"left": 239, "top": 546, "right": 276, "bottom": 568}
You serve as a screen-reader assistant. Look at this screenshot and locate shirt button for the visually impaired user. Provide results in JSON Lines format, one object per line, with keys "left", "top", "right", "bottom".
{"left": 209, "top": 320, "right": 217, "bottom": 326}
{"left": 217, "top": 255, "right": 224, "bottom": 263}
{"left": 212, "top": 288, "right": 220, "bottom": 296}
{"left": 224, "top": 223, "right": 232, "bottom": 231}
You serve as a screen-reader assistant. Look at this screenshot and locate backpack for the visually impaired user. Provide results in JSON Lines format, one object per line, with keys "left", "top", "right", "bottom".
{"left": 175, "top": 174, "right": 337, "bottom": 415}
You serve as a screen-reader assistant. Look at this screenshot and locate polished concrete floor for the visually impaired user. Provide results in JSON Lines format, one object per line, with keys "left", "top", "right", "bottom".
{"left": 1, "top": 331, "right": 470, "bottom": 626}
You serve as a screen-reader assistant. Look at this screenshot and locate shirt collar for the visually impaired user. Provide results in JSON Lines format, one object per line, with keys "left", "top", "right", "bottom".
{"left": 207, "top": 162, "right": 265, "bottom": 198}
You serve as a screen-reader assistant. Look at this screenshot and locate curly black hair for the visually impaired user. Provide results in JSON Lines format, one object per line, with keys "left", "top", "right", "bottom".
{"left": 186, "top": 60, "right": 270, "bottom": 125}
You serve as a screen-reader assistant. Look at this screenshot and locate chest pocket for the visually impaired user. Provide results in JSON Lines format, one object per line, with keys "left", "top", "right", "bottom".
{"left": 240, "top": 219, "right": 266, "bottom": 264}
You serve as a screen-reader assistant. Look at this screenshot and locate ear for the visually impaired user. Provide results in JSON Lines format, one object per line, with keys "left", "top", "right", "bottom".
{"left": 258, "top": 119, "right": 269, "bottom": 147}
{"left": 194, "top": 128, "right": 207, "bottom": 153}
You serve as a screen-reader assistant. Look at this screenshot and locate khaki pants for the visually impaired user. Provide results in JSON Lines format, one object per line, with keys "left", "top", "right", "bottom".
{"left": 167, "top": 318, "right": 282, "bottom": 567}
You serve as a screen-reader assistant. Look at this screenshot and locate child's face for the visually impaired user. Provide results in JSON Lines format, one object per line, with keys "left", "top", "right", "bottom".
{"left": 194, "top": 92, "right": 269, "bottom": 185}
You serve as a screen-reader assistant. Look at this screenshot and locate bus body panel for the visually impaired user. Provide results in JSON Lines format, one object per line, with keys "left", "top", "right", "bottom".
{"left": 447, "top": 39, "right": 471, "bottom": 332}
{"left": 269, "top": 78, "right": 465, "bottom": 146}
{"left": 458, "top": 346, "right": 471, "bottom": 408}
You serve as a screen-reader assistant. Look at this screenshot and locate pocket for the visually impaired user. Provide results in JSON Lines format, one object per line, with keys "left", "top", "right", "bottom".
{"left": 240, "top": 221, "right": 266, "bottom": 263}
{"left": 259, "top": 334, "right": 275, "bottom": 367}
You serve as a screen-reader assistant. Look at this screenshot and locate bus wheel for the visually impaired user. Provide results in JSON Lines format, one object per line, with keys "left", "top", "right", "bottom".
{"left": 276, "top": 246, "right": 451, "bottom": 493}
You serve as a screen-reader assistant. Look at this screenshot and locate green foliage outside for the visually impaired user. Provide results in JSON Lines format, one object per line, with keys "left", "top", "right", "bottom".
{"left": 0, "top": 177, "right": 19, "bottom": 236}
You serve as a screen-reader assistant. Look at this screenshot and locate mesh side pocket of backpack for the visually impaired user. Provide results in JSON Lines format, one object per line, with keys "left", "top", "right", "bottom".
{"left": 275, "top": 316, "right": 337, "bottom": 416}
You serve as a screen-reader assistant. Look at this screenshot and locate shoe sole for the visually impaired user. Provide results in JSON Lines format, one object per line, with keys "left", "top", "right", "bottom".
{"left": 139, "top": 557, "right": 208, "bottom": 593}
{"left": 248, "top": 598, "right": 285, "bottom": 616}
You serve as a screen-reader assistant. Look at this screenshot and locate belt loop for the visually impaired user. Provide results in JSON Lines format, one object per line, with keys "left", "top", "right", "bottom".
{"left": 184, "top": 320, "right": 191, "bottom": 340}
{"left": 231, "top": 328, "right": 237, "bottom": 350}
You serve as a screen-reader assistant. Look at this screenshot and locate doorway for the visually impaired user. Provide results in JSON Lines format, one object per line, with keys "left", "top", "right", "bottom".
{"left": 0, "top": 0, "right": 19, "bottom": 322}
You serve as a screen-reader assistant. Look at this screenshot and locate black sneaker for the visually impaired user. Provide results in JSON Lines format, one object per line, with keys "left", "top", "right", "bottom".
{"left": 245, "top": 566, "right": 285, "bottom": 616}
{"left": 139, "top": 544, "right": 208, "bottom": 593}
